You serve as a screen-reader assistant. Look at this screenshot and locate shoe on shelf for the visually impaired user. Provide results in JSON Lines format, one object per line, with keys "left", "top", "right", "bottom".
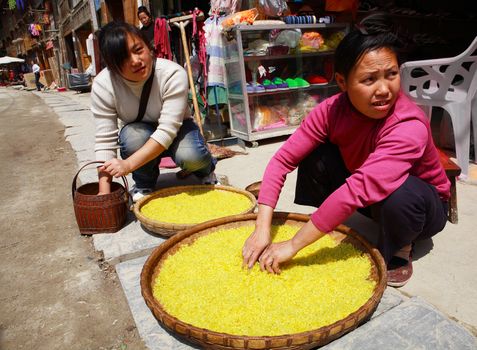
{"left": 307, "top": 75, "right": 328, "bottom": 85}
{"left": 294, "top": 77, "right": 310, "bottom": 88}
{"left": 262, "top": 79, "right": 278, "bottom": 91}
{"left": 285, "top": 78, "right": 299, "bottom": 89}
{"left": 201, "top": 172, "right": 221, "bottom": 185}
{"left": 271, "top": 77, "right": 289, "bottom": 90}
{"left": 130, "top": 185, "right": 153, "bottom": 203}
{"left": 387, "top": 255, "right": 413, "bottom": 287}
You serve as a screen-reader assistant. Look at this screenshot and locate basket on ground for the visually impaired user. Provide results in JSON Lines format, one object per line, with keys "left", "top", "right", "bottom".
{"left": 72, "top": 161, "right": 129, "bottom": 235}
{"left": 141, "top": 212, "right": 387, "bottom": 349}
{"left": 133, "top": 185, "right": 256, "bottom": 236}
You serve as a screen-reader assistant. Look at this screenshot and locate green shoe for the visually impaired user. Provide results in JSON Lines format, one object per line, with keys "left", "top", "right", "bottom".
{"left": 294, "top": 77, "right": 310, "bottom": 88}
{"left": 262, "top": 79, "right": 278, "bottom": 91}
{"left": 272, "top": 77, "right": 289, "bottom": 90}
{"left": 285, "top": 78, "right": 299, "bottom": 89}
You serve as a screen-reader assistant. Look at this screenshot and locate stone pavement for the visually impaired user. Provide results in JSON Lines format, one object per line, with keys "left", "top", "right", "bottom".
{"left": 32, "top": 88, "right": 477, "bottom": 349}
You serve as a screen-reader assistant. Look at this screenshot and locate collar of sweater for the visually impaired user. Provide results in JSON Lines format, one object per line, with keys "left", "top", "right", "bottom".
{"left": 121, "top": 76, "right": 146, "bottom": 98}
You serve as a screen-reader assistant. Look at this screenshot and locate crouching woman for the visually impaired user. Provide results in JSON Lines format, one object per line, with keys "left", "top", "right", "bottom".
{"left": 92, "top": 22, "right": 216, "bottom": 202}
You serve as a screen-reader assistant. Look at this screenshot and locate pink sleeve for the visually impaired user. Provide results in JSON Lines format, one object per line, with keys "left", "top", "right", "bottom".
{"left": 257, "top": 102, "right": 329, "bottom": 208}
{"left": 311, "top": 119, "right": 428, "bottom": 232}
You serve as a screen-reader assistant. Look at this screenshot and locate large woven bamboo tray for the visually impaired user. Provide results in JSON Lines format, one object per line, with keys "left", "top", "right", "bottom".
{"left": 141, "top": 212, "right": 387, "bottom": 350}
{"left": 133, "top": 185, "right": 257, "bottom": 237}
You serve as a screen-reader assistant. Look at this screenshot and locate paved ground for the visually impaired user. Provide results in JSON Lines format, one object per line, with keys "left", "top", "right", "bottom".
{"left": 0, "top": 88, "right": 146, "bottom": 350}
{"left": 3, "top": 86, "right": 476, "bottom": 349}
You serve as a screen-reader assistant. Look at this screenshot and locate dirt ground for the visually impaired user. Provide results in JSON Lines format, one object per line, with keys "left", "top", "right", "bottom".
{"left": 0, "top": 89, "right": 147, "bottom": 350}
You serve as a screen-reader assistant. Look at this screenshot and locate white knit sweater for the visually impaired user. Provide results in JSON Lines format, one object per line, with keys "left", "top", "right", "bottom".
{"left": 91, "top": 58, "right": 191, "bottom": 161}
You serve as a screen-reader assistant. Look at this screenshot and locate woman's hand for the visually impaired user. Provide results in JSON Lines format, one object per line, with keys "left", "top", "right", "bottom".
{"left": 99, "top": 158, "right": 132, "bottom": 178}
{"left": 258, "top": 240, "right": 298, "bottom": 274}
{"left": 242, "top": 227, "right": 271, "bottom": 270}
{"left": 242, "top": 204, "right": 274, "bottom": 269}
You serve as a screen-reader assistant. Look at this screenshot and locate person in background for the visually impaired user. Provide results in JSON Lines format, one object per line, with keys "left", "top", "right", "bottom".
{"left": 241, "top": 14, "right": 450, "bottom": 288}
{"left": 31, "top": 60, "right": 45, "bottom": 91}
{"left": 92, "top": 21, "right": 217, "bottom": 202}
{"left": 137, "top": 6, "right": 155, "bottom": 50}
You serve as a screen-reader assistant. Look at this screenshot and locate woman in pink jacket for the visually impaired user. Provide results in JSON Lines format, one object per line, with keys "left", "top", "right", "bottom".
{"left": 242, "top": 14, "right": 450, "bottom": 287}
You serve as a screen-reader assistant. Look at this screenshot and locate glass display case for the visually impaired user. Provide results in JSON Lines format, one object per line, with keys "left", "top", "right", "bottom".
{"left": 223, "top": 23, "right": 349, "bottom": 145}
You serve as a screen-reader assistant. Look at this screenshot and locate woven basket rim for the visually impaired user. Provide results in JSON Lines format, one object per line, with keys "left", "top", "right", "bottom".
{"left": 133, "top": 185, "right": 257, "bottom": 234}
{"left": 140, "top": 212, "right": 387, "bottom": 349}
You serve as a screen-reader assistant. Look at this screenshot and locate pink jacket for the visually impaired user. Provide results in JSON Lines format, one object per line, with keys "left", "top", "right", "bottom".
{"left": 258, "top": 92, "right": 450, "bottom": 233}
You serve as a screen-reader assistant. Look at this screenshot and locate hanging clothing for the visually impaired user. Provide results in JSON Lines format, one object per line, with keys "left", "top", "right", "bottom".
{"left": 154, "top": 18, "right": 173, "bottom": 60}
{"left": 210, "top": 0, "right": 241, "bottom": 15}
{"left": 204, "top": 16, "right": 227, "bottom": 88}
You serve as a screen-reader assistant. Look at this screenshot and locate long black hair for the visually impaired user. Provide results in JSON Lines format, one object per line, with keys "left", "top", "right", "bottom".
{"left": 97, "top": 21, "right": 150, "bottom": 75}
{"left": 335, "top": 13, "right": 402, "bottom": 79}
{"left": 137, "top": 5, "right": 151, "bottom": 19}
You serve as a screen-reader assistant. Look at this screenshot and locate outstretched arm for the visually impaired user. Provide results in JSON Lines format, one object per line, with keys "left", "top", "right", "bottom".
{"left": 258, "top": 220, "right": 326, "bottom": 274}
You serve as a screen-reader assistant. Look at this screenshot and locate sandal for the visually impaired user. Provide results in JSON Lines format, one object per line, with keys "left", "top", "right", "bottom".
{"left": 387, "top": 255, "right": 413, "bottom": 287}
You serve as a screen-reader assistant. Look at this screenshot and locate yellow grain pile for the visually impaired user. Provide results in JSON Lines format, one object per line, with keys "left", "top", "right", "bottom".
{"left": 140, "top": 189, "right": 252, "bottom": 224}
{"left": 153, "top": 224, "right": 376, "bottom": 336}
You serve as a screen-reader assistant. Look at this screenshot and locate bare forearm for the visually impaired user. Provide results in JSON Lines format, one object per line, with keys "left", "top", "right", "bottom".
{"left": 98, "top": 170, "right": 112, "bottom": 194}
{"left": 291, "top": 220, "right": 326, "bottom": 252}
{"left": 126, "top": 138, "right": 166, "bottom": 172}
{"left": 255, "top": 204, "right": 274, "bottom": 231}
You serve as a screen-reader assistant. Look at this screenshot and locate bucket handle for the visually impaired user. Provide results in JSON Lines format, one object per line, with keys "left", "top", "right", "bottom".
{"left": 72, "top": 161, "right": 129, "bottom": 200}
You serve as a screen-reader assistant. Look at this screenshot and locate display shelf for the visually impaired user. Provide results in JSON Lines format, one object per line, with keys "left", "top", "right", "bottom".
{"left": 246, "top": 83, "right": 339, "bottom": 96}
{"left": 223, "top": 22, "right": 349, "bottom": 143}
{"left": 243, "top": 50, "right": 335, "bottom": 61}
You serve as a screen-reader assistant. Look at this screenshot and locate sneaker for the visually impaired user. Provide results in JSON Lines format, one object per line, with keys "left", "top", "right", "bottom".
{"left": 201, "top": 172, "right": 221, "bottom": 185}
{"left": 262, "top": 79, "right": 278, "bottom": 91}
{"left": 387, "top": 256, "right": 413, "bottom": 287}
{"left": 130, "top": 185, "right": 153, "bottom": 203}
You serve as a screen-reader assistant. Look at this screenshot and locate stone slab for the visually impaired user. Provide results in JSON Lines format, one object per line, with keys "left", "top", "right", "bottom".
{"left": 116, "top": 255, "right": 408, "bottom": 350}
{"left": 324, "top": 297, "right": 477, "bottom": 350}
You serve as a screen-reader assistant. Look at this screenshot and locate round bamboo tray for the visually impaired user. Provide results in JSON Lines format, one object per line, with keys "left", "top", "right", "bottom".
{"left": 245, "top": 181, "right": 261, "bottom": 199}
{"left": 141, "top": 212, "right": 387, "bottom": 349}
{"left": 133, "top": 185, "right": 257, "bottom": 237}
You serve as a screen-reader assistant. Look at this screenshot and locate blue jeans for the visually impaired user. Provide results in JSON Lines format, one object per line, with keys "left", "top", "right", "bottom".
{"left": 119, "top": 119, "right": 216, "bottom": 188}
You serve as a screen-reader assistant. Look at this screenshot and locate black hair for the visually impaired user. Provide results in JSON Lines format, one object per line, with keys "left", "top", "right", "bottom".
{"left": 334, "top": 13, "right": 401, "bottom": 80}
{"left": 97, "top": 21, "right": 150, "bottom": 75}
{"left": 137, "top": 6, "right": 151, "bottom": 18}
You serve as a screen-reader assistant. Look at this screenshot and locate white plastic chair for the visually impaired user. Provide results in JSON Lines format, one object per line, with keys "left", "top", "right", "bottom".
{"left": 400, "top": 36, "right": 477, "bottom": 179}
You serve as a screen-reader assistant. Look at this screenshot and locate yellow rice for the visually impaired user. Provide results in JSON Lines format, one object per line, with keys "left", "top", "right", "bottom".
{"left": 153, "top": 224, "right": 376, "bottom": 336}
{"left": 140, "top": 189, "right": 252, "bottom": 224}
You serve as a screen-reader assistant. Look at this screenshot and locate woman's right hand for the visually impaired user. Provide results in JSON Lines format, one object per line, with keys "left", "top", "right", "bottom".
{"left": 242, "top": 204, "right": 274, "bottom": 269}
{"left": 242, "top": 227, "right": 271, "bottom": 270}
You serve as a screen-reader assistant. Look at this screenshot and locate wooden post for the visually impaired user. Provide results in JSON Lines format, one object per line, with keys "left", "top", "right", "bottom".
{"left": 172, "top": 18, "right": 204, "bottom": 136}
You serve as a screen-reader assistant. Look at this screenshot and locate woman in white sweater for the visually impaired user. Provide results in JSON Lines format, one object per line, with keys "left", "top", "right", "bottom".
{"left": 92, "top": 22, "right": 216, "bottom": 201}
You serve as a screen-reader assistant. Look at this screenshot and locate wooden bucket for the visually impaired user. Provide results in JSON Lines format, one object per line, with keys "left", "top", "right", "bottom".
{"left": 72, "top": 161, "right": 129, "bottom": 235}
{"left": 141, "top": 212, "right": 387, "bottom": 349}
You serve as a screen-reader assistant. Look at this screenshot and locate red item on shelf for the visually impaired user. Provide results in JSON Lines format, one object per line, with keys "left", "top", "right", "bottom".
{"left": 307, "top": 75, "right": 328, "bottom": 85}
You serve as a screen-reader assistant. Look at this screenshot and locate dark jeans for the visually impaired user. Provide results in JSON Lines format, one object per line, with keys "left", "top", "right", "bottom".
{"left": 34, "top": 72, "right": 44, "bottom": 91}
{"left": 119, "top": 119, "right": 216, "bottom": 189}
{"left": 295, "top": 143, "right": 448, "bottom": 263}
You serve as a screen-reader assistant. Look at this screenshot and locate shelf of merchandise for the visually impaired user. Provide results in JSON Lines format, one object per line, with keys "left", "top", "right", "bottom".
{"left": 243, "top": 50, "right": 335, "bottom": 61}
{"left": 223, "top": 22, "right": 349, "bottom": 143}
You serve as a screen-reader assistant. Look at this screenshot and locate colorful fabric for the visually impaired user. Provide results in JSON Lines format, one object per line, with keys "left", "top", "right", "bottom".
{"left": 258, "top": 92, "right": 450, "bottom": 233}
{"left": 154, "top": 18, "right": 172, "bottom": 60}
{"left": 204, "top": 16, "right": 227, "bottom": 87}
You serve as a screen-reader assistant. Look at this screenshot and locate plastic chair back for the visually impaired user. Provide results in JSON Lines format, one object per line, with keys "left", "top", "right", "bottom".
{"left": 400, "top": 36, "right": 477, "bottom": 178}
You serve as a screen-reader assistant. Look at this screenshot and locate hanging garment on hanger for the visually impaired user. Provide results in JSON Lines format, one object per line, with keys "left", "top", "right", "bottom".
{"left": 154, "top": 18, "right": 173, "bottom": 60}
{"left": 204, "top": 16, "right": 227, "bottom": 88}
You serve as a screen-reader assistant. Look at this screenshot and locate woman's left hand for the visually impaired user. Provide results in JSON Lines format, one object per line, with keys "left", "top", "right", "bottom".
{"left": 99, "top": 159, "right": 132, "bottom": 177}
{"left": 259, "top": 240, "right": 298, "bottom": 274}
